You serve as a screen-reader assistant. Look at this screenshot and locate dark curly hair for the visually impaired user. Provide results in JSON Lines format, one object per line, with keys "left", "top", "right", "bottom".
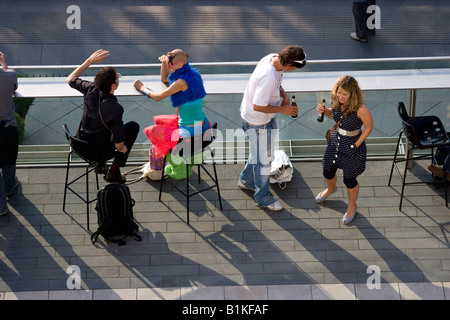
{"left": 94, "top": 66, "right": 117, "bottom": 94}
{"left": 279, "top": 45, "right": 307, "bottom": 69}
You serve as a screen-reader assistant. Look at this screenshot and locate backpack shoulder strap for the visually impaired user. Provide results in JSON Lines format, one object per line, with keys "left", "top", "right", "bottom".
{"left": 91, "top": 231, "right": 100, "bottom": 245}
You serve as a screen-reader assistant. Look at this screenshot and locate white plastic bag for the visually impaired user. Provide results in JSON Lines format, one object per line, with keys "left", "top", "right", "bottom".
{"left": 269, "top": 150, "right": 293, "bottom": 189}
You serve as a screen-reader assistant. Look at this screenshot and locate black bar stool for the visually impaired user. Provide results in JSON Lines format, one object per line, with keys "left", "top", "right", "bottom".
{"left": 158, "top": 122, "right": 222, "bottom": 224}
{"left": 388, "top": 102, "right": 450, "bottom": 209}
{"left": 62, "top": 124, "right": 116, "bottom": 230}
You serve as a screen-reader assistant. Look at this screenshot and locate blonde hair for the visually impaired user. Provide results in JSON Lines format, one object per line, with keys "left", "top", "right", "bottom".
{"left": 331, "top": 75, "right": 364, "bottom": 116}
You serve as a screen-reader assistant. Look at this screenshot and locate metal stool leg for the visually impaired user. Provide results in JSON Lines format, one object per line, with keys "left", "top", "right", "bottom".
{"left": 85, "top": 165, "right": 90, "bottom": 231}
{"left": 212, "top": 162, "right": 223, "bottom": 210}
{"left": 63, "top": 151, "right": 72, "bottom": 212}
{"left": 186, "top": 163, "right": 190, "bottom": 224}
{"left": 159, "top": 139, "right": 222, "bottom": 224}
{"left": 445, "top": 174, "right": 448, "bottom": 208}
{"left": 388, "top": 131, "right": 403, "bottom": 186}
{"left": 159, "top": 156, "right": 167, "bottom": 202}
{"left": 399, "top": 155, "right": 411, "bottom": 210}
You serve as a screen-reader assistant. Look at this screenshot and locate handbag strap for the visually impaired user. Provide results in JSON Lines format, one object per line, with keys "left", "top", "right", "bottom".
{"left": 329, "top": 116, "right": 344, "bottom": 133}
{"left": 98, "top": 93, "right": 114, "bottom": 142}
{"left": 98, "top": 94, "right": 110, "bottom": 131}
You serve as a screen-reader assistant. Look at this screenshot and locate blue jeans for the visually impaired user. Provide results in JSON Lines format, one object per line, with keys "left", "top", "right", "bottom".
{"left": 0, "top": 164, "right": 16, "bottom": 214}
{"left": 239, "top": 118, "right": 278, "bottom": 207}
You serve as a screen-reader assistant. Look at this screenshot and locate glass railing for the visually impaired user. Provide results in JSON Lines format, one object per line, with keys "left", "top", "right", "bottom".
{"left": 12, "top": 57, "right": 450, "bottom": 164}
{"left": 13, "top": 56, "right": 450, "bottom": 77}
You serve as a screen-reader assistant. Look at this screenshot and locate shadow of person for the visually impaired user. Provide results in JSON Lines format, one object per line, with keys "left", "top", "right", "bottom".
{"left": 349, "top": 213, "right": 443, "bottom": 298}
{"left": 271, "top": 164, "right": 324, "bottom": 214}
{"left": 3, "top": 192, "right": 112, "bottom": 292}
{"left": 93, "top": 229, "right": 240, "bottom": 290}
{"left": 266, "top": 201, "right": 432, "bottom": 292}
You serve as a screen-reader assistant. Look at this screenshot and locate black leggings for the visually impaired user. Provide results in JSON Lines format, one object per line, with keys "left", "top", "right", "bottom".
{"left": 323, "top": 164, "right": 358, "bottom": 189}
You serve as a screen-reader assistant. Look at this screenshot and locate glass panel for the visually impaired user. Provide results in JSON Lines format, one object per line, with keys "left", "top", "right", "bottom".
{"left": 17, "top": 88, "right": 450, "bottom": 145}
{"left": 416, "top": 89, "right": 450, "bottom": 130}
{"left": 13, "top": 61, "right": 450, "bottom": 162}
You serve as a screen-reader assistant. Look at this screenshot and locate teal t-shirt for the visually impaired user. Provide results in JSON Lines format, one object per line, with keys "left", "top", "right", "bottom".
{"left": 178, "top": 98, "right": 205, "bottom": 126}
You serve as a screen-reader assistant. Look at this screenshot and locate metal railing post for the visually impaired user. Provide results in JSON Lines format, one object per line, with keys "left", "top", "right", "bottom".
{"left": 406, "top": 89, "right": 417, "bottom": 169}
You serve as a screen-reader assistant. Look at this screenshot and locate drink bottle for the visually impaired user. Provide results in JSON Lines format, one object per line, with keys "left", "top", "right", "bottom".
{"left": 291, "top": 95, "right": 298, "bottom": 118}
{"left": 317, "top": 99, "right": 326, "bottom": 122}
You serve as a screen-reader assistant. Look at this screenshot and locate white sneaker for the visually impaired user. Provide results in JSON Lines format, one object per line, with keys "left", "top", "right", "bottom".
{"left": 262, "top": 200, "right": 284, "bottom": 211}
{"left": 350, "top": 32, "right": 367, "bottom": 42}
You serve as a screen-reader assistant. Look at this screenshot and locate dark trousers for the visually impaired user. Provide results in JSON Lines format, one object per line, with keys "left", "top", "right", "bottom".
{"left": 95, "top": 121, "right": 140, "bottom": 167}
{"left": 0, "top": 125, "right": 19, "bottom": 167}
{"left": 352, "top": 0, "right": 376, "bottom": 39}
{"left": 434, "top": 145, "right": 450, "bottom": 173}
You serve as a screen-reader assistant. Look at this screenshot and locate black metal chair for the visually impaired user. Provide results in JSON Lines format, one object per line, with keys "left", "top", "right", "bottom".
{"left": 159, "top": 122, "right": 222, "bottom": 224}
{"left": 62, "top": 124, "right": 116, "bottom": 230}
{"left": 388, "top": 102, "right": 450, "bottom": 209}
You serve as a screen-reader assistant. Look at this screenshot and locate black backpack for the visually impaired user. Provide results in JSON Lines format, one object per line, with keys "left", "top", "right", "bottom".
{"left": 91, "top": 183, "right": 141, "bottom": 246}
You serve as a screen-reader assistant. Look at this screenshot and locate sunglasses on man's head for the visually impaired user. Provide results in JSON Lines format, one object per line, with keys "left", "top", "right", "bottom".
{"left": 289, "top": 53, "right": 307, "bottom": 68}
{"left": 166, "top": 52, "right": 176, "bottom": 65}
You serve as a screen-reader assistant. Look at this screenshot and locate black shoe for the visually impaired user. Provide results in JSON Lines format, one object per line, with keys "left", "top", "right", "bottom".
{"left": 0, "top": 209, "right": 10, "bottom": 217}
{"left": 95, "top": 163, "right": 109, "bottom": 175}
{"left": 104, "top": 171, "right": 127, "bottom": 184}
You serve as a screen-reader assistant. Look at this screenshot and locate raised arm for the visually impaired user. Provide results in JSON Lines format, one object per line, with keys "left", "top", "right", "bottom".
{"left": 158, "top": 54, "right": 170, "bottom": 86}
{"left": 0, "top": 52, "right": 8, "bottom": 69}
{"left": 66, "top": 49, "right": 110, "bottom": 84}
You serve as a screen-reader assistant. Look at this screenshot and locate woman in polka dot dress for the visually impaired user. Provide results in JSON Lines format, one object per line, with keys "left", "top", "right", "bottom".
{"left": 315, "top": 75, "right": 373, "bottom": 224}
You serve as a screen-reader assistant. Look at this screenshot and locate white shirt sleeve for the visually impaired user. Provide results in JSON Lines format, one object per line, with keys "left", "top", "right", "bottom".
{"left": 252, "top": 73, "right": 280, "bottom": 107}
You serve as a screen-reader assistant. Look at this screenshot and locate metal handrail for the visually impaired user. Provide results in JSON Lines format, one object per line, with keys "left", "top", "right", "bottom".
{"left": 10, "top": 56, "right": 450, "bottom": 70}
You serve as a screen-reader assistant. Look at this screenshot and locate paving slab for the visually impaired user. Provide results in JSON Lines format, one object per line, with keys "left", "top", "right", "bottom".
{"left": 1, "top": 0, "right": 450, "bottom": 303}
{"left": 0, "top": 160, "right": 449, "bottom": 300}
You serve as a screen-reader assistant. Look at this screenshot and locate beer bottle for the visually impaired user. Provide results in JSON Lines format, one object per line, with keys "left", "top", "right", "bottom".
{"left": 291, "top": 95, "right": 298, "bottom": 118}
{"left": 317, "top": 99, "right": 326, "bottom": 122}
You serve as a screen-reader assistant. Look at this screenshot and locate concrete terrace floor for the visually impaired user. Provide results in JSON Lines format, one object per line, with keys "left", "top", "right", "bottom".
{"left": 0, "top": 159, "right": 449, "bottom": 300}
{"left": 1, "top": 0, "right": 450, "bottom": 65}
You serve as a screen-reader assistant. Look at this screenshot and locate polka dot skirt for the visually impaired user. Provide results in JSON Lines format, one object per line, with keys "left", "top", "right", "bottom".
{"left": 322, "top": 108, "right": 367, "bottom": 178}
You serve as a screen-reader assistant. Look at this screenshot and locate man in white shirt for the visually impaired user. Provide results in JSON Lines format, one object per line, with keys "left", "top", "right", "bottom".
{"left": 239, "top": 45, "right": 306, "bottom": 211}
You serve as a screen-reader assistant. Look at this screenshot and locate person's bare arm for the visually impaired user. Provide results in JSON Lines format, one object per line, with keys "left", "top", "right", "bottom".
{"left": 133, "top": 78, "right": 187, "bottom": 102}
{"left": 158, "top": 54, "right": 170, "bottom": 86}
{"left": 253, "top": 103, "right": 298, "bottom": 117}
{"left": 0, "top": 52, "right": 8, "bottom": 69}
{"left": 355, "top": 104, "right": 373, "bottom": 148}
{"left": 114, "top": 141, "right": 127, "bottom": 154}
{"left": 66, "top": 49, "right": 110, "bottom": 84}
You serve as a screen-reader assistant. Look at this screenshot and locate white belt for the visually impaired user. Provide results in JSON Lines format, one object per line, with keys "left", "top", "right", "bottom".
{"left": 242, "top": 119, "right": 271, "bottom": 127}
{"left": 337, "top": 127, "right": 361, "bottom": 136}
